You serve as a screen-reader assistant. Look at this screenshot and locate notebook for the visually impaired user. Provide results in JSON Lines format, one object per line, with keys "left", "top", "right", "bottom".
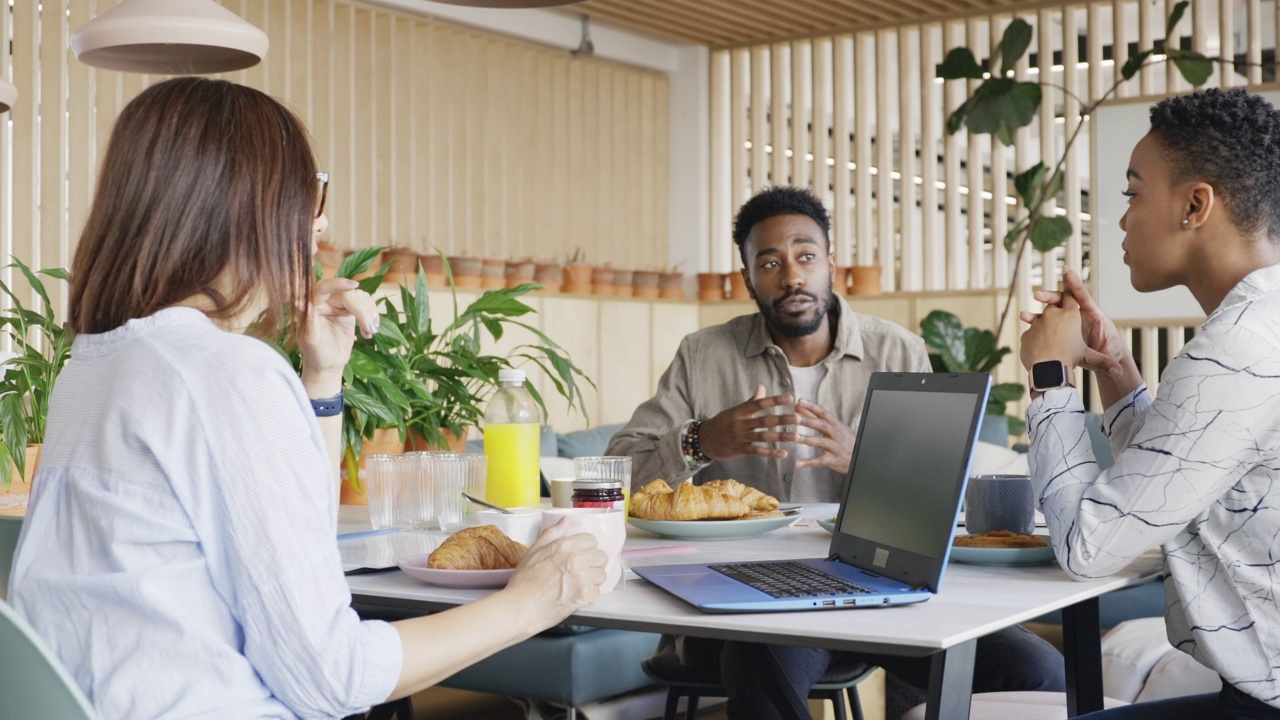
{"left": 633, "top": 371, "right": 991, "bottom": 613}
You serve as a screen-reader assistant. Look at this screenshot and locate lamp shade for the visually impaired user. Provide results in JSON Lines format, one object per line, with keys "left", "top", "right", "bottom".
{"left": 427, "top": 0, "right": 584, "bottom": 7}
{"left": 0, "top": 79, "right": 16, "bottom": 114}
{"left": 70, "top": 0, "right": 268, "bottom": 74}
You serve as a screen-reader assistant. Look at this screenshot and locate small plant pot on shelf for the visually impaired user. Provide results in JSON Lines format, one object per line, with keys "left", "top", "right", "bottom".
{"left": 448, "top": 256, "right": 483, "bottom": 289}
{"left": 697, "top": 272, "right": 727, "bottom": 301}
{"left": 341, "top": 428, "right": 403, "bottom": 506}
{"left": 315, "top": 241, "right": 344, "bottom": 279}
{"left": 421, "top": 252, "right": 446, "bottom": 288}
{"left": 382, "top": 248, "right": 419, "bottom": 286}
{"left": 633, "top": 270, "right": 660, "bottom": 298}
{"left": 727, "top": 271, "right": 751, "bottom": 300}
{"left": 591, "top": 267, "right": 616, "bottom": 296}
{"left": 659, "top": 271, "right": 685, "bottom": 300}
{"left": 533, "top": 262, "right": 563, "bottom": 293}
{"left": 563, "top": 263, "right": 594, "bottom": 295}
{"left": 612, "top": 269, "right": 635, "bottom": 297}
{"left": 835, "top": 266, "right": 853, "bottom": 295}
{"left": 505, "top": 260, "right": 536, "bottom": 289}
{"left": 849, "top": 265, "right": 883, "bottom": 296}
{"left": 480, "top": 258, "right": 506, "bottom": 290}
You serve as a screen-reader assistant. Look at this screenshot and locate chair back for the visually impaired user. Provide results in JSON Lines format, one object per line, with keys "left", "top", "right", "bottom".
{"left": 0, "top": 515, "right": 21, "bottom": 599}
{"left": 0, "top": 598, "right": 97, "bottom": 719}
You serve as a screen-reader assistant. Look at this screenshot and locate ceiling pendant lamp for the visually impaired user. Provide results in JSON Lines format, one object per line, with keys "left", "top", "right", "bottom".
{"left": 70, "top": 0, "right": 268, "bottom": 75}
{"left": 426, "top": 0, "right": 585, "bottom": 8}
{"left": 0, "top": 79, "right": 16, "bottom": 114}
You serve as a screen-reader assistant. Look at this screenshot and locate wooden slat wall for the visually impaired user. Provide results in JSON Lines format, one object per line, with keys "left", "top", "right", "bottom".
{"left": 708, "top": 0, "right": 1268, "bottom": 405}
{"left": 0, "top": 0, "right": 670, "bottom": 327}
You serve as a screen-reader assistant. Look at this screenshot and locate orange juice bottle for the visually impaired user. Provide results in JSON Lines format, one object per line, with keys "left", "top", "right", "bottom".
{"left": 483, "top": 369, "right": 541, "bottom": 509}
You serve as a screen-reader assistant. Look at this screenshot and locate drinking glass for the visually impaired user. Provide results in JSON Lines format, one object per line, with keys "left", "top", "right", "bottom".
{"left": 394, "top": 453, "right": 437, "bottom": 531}
{"left": 573, "top": 456, "right": 633, "bottom": 513}
{"left": 432, "top": 453, "right": 488, "bottom": 532}
{"left": 364, "top": 454, "right": 399, "bottom": 530}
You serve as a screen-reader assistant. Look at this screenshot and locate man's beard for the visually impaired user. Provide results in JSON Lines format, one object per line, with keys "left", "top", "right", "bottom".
{"left": 754, "top": 288, "right": 834, "bottom": 339}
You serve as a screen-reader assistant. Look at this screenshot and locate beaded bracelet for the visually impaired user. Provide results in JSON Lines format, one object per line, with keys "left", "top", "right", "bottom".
{"left": 685, "top": 419, "right": 712, "bottom": 466}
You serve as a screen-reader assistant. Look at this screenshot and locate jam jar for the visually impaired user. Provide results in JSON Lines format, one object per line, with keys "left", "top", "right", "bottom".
{"left": 571, "top": 479, "right": 625, "bottom": 510}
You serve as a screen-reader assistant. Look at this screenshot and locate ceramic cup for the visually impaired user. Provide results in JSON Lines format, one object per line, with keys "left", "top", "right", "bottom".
{"left": 540, "top": 507, "right": 626, "bottom": 592}
{"left": 476, "top": 507, "right": 543, "bottom": 548}
{"left": 965, "top": 474, "right": 1035, "bottom": 535}
{"left": 549, "top": 477, "right": 576, "bottom": 508}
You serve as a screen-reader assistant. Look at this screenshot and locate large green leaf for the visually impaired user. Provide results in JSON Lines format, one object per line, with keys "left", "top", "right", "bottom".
{"left": 990, "top": 382, "right": 1026, "bottom": 404}
{"left": 337, "top": 247, "right": 384, "bottom": 279}
{"left": 1029, "top": 215, "right": 1073, "bottom": 252}
{"left": 1121, "top": 50, "right": 1152, "bottom": 81}
{"left": 1167, "top": 49, "right": 1213, "bottom": 87}
{"left": 1166, "top": 0, "right": 1190, "bottom": 37}
{"left": 920, "top": 310, "right": 966, "bottom": 363}
{"left": 938, "top": 47, "right": 985, "bottom": 80}
{"left": 1014, "top": 163, "right": 1048, "bottom": 209}
{"left": 998, "top": 19, "right": 1033, "bottom": 76}
{"left": 962, "top": 79, "right": 1041, "bottom": 146}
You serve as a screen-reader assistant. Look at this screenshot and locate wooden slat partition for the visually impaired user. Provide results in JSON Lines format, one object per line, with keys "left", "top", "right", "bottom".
{"left": 0, "top": 0, "right": 671, "bottom": 324}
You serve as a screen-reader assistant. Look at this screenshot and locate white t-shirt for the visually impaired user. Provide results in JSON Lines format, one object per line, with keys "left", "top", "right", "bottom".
{"left": 784, "top": 362, "right": 827, "bottom": 503}
{"left": 10, "top": 307, "right": 401, "bottom": 719}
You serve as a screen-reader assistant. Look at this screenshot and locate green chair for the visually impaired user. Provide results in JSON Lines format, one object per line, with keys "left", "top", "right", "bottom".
{"left": 0, "top": 598, "right": 98, "bottom": 719}
{"left": 0, "top": 515, "right": 21, "bottom": 599}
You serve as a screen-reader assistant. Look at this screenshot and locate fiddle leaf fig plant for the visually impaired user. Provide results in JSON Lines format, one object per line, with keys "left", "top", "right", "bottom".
{"left": 921, "top": 309, "right": 1026, "bottom": 436}
{"left": 0, "top": 258, "right": 72, "bottom": 490}
{"left": 938, "top": 1, "right": 1214, "bottom": 338}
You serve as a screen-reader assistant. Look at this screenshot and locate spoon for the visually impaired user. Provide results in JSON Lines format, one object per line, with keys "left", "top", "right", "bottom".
{"left": 463, "top": 493, "right": 512, "bottom": 514}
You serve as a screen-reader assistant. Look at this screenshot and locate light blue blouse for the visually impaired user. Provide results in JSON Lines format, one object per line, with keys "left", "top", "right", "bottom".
{"left": 9, "top": 307, "right": 401, "bottom": 719}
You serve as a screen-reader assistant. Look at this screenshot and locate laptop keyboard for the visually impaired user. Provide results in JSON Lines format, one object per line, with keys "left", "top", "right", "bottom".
{"left": 708, "top": 561, "right": 873, "bottom": 599}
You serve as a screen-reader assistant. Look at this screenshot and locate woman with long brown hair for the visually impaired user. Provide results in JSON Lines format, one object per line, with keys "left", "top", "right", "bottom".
{"left": 7, "top": 77, "right": 605, "bottom": 719}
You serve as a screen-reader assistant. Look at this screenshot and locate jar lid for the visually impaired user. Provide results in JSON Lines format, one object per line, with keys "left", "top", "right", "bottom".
{"left": 572, "top": 479, "right": 623, "bottom": 490}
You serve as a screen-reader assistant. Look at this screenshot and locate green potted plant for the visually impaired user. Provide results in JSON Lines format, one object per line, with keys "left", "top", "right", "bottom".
{"left": 920, "top": 309, "right": 1025, "bottom": 439}
{"left": 282, "top": 248, "right": 593, "bottom": 499}
{"left": 0, "top": 259, "right": 72, "bottom": 492}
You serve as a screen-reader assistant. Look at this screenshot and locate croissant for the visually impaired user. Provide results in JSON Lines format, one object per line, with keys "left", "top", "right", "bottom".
{"left": 428, "top": 525, "right": 527, "bottom": 570}
{"left": 630, "top": 479, "right": 752, "bottom": 521}
{"left": 702, "top": 479, "right": 780, "bottom": 512}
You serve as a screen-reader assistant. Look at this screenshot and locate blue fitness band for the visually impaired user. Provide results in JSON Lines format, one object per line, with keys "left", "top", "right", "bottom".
{"left": 310, "top": 391, "right": 344, "bottom": 417}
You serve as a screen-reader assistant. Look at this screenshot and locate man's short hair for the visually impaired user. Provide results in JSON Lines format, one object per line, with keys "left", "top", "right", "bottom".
{"left": 1149, "top": 88, "right": 1280, "bottom": 239}
{"left": 732, "top": 186, "right": 831, "bottom": 267}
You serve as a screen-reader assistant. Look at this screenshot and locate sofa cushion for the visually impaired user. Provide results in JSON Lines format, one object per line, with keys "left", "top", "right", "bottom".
{"left": 902, "top": 691, "right": 1129, "bottom": 720}
{"left": 1100, "top": 617, "right": 1221, "bottom": 704}
{"left": 556, "top": 423, "right": 627, "bottom": 459}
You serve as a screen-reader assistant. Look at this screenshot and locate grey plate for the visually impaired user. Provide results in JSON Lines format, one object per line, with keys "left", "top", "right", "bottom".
{"left": 949, "top": 544, "right": 1056, "bottom": 566}
{"left": 627, "top": 515, "right": 796, "bottom": 540}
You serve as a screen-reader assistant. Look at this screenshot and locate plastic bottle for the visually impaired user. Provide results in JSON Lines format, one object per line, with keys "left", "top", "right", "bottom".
{"left": 482, "top": 369, "right": 541, "bottom": 509}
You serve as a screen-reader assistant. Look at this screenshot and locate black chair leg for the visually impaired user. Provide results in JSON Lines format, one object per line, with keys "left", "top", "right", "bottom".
{"left": 663, "top": 690, "right": 681, "bottom": 720}
{"left": 686, "top": 693, "right": 701, "bottom": 720}
{"left": 848, "top": 687, "right": 865, "bottom": 720}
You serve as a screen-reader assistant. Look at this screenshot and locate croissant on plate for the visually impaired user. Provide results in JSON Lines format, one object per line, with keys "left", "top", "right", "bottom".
{"left": 630, "top": 479, "right": 754, "bottom": 521}
{"left": 702, "top": 479, "right": 780, "bottom": 512}
{"left": 427, "top": 525, "right": 527, "bottom": 570}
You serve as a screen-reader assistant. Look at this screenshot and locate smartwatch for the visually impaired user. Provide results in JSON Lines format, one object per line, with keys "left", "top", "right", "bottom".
{"left": 1030, "top": 360, "right": 1070, "bottom": 392}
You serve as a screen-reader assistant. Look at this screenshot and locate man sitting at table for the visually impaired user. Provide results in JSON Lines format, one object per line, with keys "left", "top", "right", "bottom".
{"left": 606, "top": 185, "right": 1065, "bottom": 719}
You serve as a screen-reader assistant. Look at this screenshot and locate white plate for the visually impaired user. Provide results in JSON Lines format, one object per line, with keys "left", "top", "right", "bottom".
{"left": 817, "top": 518, "right": 838, "bottom": 533}
{"left": 397, "top": 552, "right": 516, "bottom": 588}
{"left": 949, "top": 544, "right": 1056, "bottom": 566}
{"left": 627, "top": 515, "right": 795, "bottom": 540}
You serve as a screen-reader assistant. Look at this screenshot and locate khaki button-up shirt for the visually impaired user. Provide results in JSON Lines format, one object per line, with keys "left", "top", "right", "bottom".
{"left": 606, "top": 295, "right": 931, "bottom": 502}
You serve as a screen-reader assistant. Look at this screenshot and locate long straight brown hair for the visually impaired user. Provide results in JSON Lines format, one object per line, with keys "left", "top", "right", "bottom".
{"left": 70, "top": 77, "right": 315, "bottom": 337}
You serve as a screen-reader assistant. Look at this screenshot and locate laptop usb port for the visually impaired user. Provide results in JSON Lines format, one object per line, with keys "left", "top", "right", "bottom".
{"left": 822, "top": 600, "right": 836, "bottom": 607}
{"left": 843, "top": 599, "right": 855, "bottom": 606}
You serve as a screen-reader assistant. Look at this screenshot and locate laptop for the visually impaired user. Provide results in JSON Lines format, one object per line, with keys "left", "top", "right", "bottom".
{"left": 633, "top": 371, "right": 991, "bottom": 613}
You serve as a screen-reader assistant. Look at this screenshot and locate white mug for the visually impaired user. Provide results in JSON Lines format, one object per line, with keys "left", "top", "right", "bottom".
{"left": 540, "top": 507, "right": 626, "bottom": 592}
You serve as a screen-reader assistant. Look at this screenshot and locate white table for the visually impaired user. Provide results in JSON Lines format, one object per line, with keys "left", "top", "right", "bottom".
{"left": 343, "top": 505, "right": 1162, "bottom": 720}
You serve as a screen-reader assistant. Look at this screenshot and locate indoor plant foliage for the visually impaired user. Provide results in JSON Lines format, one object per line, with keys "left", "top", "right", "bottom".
{"left": 938, "top": 1, "right": 1212, "bottom": 336}
{"left": 920, "top": 309, "right": 1025, "bottom": 436}
{"left": 285, "top": 247, "right": 593, "bottom": 489}
{"left": 0, "top": 259, "right": 72, "bottom": 490}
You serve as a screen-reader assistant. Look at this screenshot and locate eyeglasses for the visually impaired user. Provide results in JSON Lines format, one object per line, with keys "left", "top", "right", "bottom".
{"left": 315, "top": 171, "right": 329, "bottom": 219}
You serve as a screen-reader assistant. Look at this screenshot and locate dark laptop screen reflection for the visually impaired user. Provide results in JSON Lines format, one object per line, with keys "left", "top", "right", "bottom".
{"left": 838, "top": 389, "right": 981, "bottom": 558}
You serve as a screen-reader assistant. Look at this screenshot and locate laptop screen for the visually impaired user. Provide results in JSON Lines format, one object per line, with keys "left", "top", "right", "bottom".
{"left": 829, "top": 373, "right": 988, "bottom": 590}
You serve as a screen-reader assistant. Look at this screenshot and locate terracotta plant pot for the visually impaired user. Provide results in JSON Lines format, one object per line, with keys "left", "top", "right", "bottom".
{"left": 727, "top": 271, "right": 751, "bottom": 300}
{"left": 697, "top": 272, "right": 726, "bottom": 301}
{"left": 505, "top": 260, "right": 536, "bottom": 289}
{"left": 405, "top": 428, "right": 469, "bottom": 453}
{"left": 632, "top": 270, "right": 660, "bottom": 299}
{"left": 421, "top": 252, "right": 446, "bottom": 288}
{"left": 480, "top": 258, "right": 506, "bottom": 290}
{"left": 533, "top": 262, "right": 563, "bottom": 293}
{"left": 591, "top": 266, "right": 616, "bottom": 296}
{"left": 382, "top": 248, "right": 419, "bottom": 286}
{"left": 448, "top": 256, "right": 483, "bottom": 289}
{"left": 342, "top": 428, "right": 403, "bottom": 506}
{"left": 563, "top": 263, "right": 594, "bottom": 295}
{"left": 849, "top": 265, "right": 883, "bottom": 296}
{"left": 612, "top": 269, "right": 635, "bottom": 297}
{"left": 835, "top": 266, "right": 854, "bottom": 295}
{"left": 658, "top": 271, "right": 685, "bottom": 300}
{"left": 315, "top": 241, "right": 344, "bottom": 278}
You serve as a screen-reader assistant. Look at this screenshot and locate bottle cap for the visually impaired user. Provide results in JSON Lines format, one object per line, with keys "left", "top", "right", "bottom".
{"left": 498, "top": 368, "right": 526, "bottom": 383}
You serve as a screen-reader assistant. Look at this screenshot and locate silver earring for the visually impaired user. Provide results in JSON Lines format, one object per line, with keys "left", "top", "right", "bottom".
{"left": 1183, "top": 218, "right": 1190, "bottom": 226}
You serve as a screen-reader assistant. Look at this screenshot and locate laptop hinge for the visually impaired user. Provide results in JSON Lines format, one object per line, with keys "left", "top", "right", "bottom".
{"left": 910, "top": 582, "right": 933, "bottom": 592}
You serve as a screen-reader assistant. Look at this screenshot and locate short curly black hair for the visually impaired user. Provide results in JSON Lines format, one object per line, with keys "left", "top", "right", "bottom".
{"left": 732, "top": 186, "right": 831, "bottom": 267}
{"left": 1148, "top": 88, "right": 1280, "bottom": 239}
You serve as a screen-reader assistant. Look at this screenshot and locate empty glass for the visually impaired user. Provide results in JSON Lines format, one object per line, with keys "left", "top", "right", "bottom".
{"left": 364, "top": 454, "right": 399, "bottom": 530}
{"left": 394, "top": 453, "right": 436, "bottom": 531}
{"left": 431, "top": 453, "right": 488, "bottom": 532}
